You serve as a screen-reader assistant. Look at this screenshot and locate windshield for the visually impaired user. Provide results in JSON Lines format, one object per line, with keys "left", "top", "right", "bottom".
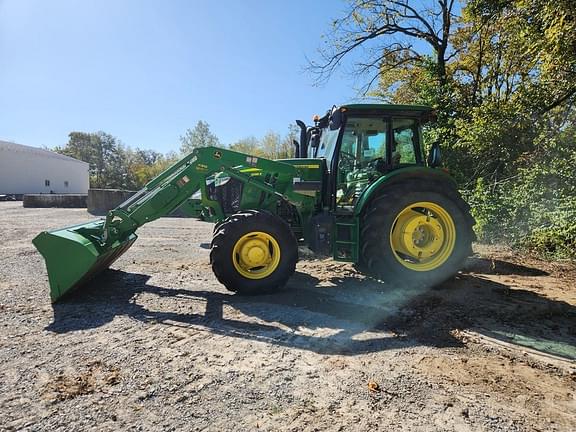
{"left": 336, "top": 117, "right": 389, "bottom": 206}
{"left": 341, "top": 117, "right": 388, "bottom": 165}
{"left": 312, "top": 127, "right": 338, "bottom": 162}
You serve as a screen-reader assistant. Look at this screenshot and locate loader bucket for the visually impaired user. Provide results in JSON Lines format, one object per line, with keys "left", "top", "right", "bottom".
{"left": 33, "top": 220, "right": 137, "bottom": 303}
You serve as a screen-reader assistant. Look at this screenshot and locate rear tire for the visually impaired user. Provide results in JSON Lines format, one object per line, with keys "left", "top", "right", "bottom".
{"left": 360, "top": 180, "right": 475, "bottom": 287}
{"left": 211, "top": 211, "right": 298, "bottom": 294}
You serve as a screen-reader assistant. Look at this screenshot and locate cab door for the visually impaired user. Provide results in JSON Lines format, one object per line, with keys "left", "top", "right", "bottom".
{"left": 333, "top": 116, "right": 389, "bottom": 209}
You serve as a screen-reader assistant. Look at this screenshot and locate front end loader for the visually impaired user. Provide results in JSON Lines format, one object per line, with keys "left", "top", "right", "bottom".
{"left": 33, "top": 104, "right": 475, "bottom": 302}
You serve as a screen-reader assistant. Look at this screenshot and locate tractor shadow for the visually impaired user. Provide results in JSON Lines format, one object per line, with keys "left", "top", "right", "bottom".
{"left": 463, "top": 256, "right": 549, "bottom": 276}
{"left": 46, "top": 258, "right": 576, "bottom": 359}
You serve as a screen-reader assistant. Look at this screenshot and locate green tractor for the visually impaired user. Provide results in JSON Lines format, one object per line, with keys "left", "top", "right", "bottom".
{"left": 33, "top": 104, "right": 475, "bottom": 302}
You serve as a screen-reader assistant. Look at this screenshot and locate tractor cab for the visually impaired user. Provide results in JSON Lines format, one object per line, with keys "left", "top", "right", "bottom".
{"left": 295, "top": 104, "right": 435, "bottom": 210}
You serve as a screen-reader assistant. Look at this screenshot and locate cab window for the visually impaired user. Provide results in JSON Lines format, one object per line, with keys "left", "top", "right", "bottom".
{"left": 392, "top": 118, "right": 420, "bottom": 164}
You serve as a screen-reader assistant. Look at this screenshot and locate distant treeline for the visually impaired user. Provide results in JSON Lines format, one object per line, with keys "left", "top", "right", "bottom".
{"left": 53, "top": 121, "right": 298, "bottom": 191}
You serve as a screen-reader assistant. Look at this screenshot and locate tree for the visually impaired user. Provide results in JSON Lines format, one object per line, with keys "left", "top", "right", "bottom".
{"left": 309, "top": 0, "right": 459, "bottom": 95}
{"left": 124, "top": 148, "right": 170, "bottom": 189}
{"left": 228, "top": 125, "right": 299, "bottom": 160}
{"left": 467, "top": 0, "right": 576, "bottom": 113}
{"left": 452, "top": 0, "right": 576, "bottom": 251}
{"left": 278, "top": 124, "right": 300, "bottom": 159}
{"left": 229, "top": 137, "right": 265, "bottom": 156}
{"left": 260, "top": 129, "right": 296, "bottom": 160}
{"left": 443, "top": 0, "right": 576, "bottom": 186}
{"left": 261, "top": 131, "right": 282, "bottom": 159}
{"left": 179, "top": 120, "right": 220, "bottom": 154}
{"left": 55, "top": 133, "right": 180, "bottom": 190}
{"left": 55, "top": 131, "right": 127, "bottom": 188}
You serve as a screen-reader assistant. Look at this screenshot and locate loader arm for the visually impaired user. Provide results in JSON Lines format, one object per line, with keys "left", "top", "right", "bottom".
{"left": 99, "top": 146, "right": 310, "bottom": 245}
{"left": 33, "top": 146, "right": 313, "bottom": 302}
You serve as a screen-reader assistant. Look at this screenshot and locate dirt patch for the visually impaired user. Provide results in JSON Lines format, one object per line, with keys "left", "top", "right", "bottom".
{"left": 416, "top": 351, "right": 576, "bottom": 430}
{"left": 40, "top": 361, "right": 120, "bottom": 403}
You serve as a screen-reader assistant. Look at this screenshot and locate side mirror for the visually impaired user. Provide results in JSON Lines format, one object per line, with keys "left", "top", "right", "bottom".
{"left": 422, "top": 110, "right": 437, "bottom": 124}
{"left": 427, "top": 141, "right": 442, "bottom": 167}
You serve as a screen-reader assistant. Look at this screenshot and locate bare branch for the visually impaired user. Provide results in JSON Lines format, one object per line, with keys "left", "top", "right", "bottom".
{"left": 539, "top": 87, "right": 576, "bottom": 114}
{"left": 387, "top": 0, "right": 441, "bottom": 45}
{"left": 307, "top": 0, "right": 455, "bottom": 90}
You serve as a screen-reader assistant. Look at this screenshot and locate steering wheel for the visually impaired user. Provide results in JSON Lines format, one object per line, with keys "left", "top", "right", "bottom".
{"left": 365, "top": 156, "right": 386, "bottom": 172}
{"left": 338, "top": 151, "right": 356, "bottom": 171}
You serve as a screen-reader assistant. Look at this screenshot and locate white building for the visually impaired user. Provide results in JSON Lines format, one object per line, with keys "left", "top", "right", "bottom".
{"left": 0, "top": 140, "right": 89, "bottom": 195}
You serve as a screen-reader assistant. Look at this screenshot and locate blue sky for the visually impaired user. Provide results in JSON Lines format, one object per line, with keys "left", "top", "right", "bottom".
{"left": 0, "top": 0, "right": 365, "bottom": 153}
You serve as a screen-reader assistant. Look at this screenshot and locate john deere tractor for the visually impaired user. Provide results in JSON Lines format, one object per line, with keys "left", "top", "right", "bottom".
{"left": 34, "top": 104, "right": 475, "bottom": 302}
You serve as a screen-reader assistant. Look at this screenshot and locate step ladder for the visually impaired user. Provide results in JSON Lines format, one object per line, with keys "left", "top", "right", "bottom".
{"left": 333, "top": 216, "right": 359, "bottom": 262}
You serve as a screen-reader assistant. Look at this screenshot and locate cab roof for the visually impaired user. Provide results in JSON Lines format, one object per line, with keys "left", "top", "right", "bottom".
{"left": 315, "top": 103, "right": 435, "bottom": 129}
{"left": 338, "top": 103, "right": 435, "bottom": 122}
{"left": 341, "top": 103, "right": 433, "bottom": 112}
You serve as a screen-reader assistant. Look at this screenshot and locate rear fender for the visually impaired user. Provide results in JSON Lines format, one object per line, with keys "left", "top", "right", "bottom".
{"left": 353, "top": 167, "right": 455, "bottom": 216}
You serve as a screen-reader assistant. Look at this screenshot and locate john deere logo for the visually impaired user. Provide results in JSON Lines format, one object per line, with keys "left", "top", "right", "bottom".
{"left": 214, "top": 150, "right": 222, "bottom": 159}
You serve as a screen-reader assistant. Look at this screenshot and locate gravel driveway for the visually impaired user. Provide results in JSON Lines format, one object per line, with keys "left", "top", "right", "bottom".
{"left": 1, "top": 201, "right": 575, "bottom": 431}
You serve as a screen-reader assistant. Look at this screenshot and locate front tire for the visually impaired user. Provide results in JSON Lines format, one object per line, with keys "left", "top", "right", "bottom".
{"left": 360, "top": 180, "right": 475, "bottom": 287}
{"left": 210, "top": 211, "right": 298, "bottom": 294}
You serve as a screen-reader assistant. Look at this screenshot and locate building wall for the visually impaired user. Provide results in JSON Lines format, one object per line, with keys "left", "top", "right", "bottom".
{"left": 0, "top": 145, "right": 89, "bottom": 194}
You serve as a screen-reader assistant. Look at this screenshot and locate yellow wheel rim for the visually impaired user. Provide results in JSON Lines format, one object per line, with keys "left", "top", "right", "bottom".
{"left": 232, "top": 231, "right": 281, "bottom": 279}
{"left": 390, "top": 201, "right": 456, "bottom": 272}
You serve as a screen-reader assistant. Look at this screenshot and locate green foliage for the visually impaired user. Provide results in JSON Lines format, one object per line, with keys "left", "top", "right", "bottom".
{"left": 523, "top": 216, "right": 576, "bottom": 259}
{"left": 229, "top": 136, "right": 264, "bottom": 156}
{"left": 55, "top": 132, "right": 127, "bottom": 189}
{"left": 124, "top": 149, "right": 178, "bottom": 190}
{"left": 314, "top": 0, "right": 576, "bottom": 259}
{"left": 467, "top": 177, "right": 576, "bottom": 259}
{"left": 55, "top": 132, "right": 179, "bottom": 190}
{"left": 453, "top": 0, "right": 576, "bottom": 258}
{"left": 229, "top": 124, "right": 299, "bottom": 160}
{"left": 463, "top": 115, "right": 576, "bottom": 258}
{"left": 179, "top": 120, "right": 220, "bottom": 154}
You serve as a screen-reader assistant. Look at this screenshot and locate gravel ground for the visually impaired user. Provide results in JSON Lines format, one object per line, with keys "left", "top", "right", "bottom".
{"left": 0, "top": 201, "right": 575, "bottom": 431}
